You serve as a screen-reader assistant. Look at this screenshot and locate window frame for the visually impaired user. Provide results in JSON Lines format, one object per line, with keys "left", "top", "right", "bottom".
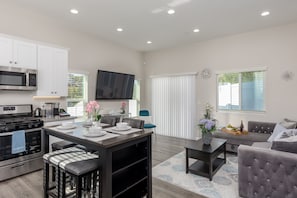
{"left": 216, "top": 68, "right": 266, "bottom": 113}
{"left": 67, "top": 70, "right": 89, "bottom": 117}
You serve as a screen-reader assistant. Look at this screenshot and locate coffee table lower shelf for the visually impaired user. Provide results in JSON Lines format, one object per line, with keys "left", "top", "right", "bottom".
{"left": 188, "top": 158, "right": 225, "bottom": 180}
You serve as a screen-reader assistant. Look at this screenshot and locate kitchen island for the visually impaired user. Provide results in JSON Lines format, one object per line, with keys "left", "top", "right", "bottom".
{"left": 43, "top": 124, "right": 152, "bottom": 198}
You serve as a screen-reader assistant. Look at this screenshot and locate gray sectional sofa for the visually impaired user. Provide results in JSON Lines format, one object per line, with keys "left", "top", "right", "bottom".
{"left": 238, "top": 143, "right": 297, "bottom": 198}
{"left": 213, "top": 121, "right": 276, "bottom": 153}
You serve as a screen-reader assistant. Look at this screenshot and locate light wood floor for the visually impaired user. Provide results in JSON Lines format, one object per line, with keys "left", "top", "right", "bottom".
{"left": 0, "top": 134, "right": 205, "bottom": 198}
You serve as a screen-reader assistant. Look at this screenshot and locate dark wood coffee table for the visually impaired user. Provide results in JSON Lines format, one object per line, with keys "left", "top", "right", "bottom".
{"left": 185, "top": 138, "right": 226, "bottom": 181}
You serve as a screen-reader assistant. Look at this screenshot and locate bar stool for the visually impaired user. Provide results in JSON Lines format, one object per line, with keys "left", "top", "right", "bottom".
{"left": 100, "top": 116, "right": 117, "bottom": 126}
{"left": 51, "top": 141, "right": 77, "bottom": 182}
{"left": 43, "top": 147, "right": 100, "bottom": 198}
{"left": 52, "top": 141, "right": 77, "bottom": 151}
{"left": 122, "top": 118, "right": 144, "bottom": 129}
{"left": 59, "top": 158, "right": 100, "bottom": 198}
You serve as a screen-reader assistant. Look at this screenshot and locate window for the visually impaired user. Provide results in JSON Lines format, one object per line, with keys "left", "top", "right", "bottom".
{"left": 129, "top": 80, "right": 140, "bottom": 117}
{"left": 67, "top": 73, "right": 88, "bottom": 117}
{"left": 217, "top": 70, "right": 265, "bottom": 111}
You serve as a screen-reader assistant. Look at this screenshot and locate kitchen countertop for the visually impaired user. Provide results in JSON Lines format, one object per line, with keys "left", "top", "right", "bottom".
{"left": 41, "top": 116, "right": 77, "bottom": 123}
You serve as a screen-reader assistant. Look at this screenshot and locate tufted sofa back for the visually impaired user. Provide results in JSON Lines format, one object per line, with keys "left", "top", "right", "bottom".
{"left": 248, "top": 121, "right": 276, "bottom": 134}
{"left": 238, "top": 145, "right": 297, "bottom": 198}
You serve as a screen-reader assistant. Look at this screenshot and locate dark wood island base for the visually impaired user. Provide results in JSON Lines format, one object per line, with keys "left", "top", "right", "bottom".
{"left": 43, "top": 124, "right": 152, "bottom": 198}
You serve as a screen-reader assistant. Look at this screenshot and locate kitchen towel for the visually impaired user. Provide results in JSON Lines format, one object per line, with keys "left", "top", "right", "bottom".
{"left": 11, "top": 130, "right": 26, "bottom": 154}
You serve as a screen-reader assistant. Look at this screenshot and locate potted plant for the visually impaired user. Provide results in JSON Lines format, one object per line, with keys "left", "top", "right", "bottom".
{"left": 199, "top": 103, "right": 216, "bottom": 144}
{"left": 86, "top": 100, "right": 101, "bottom": 122}
{"left": 120, "top": 102, "right": 126, "bottom": 114}
{"left": 199, "top": 119, "right": 216, "bottom": 145}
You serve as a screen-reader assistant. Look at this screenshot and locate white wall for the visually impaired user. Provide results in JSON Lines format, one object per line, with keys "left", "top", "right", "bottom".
{"left": 144, "top": 22, "right": 297, "bottom": 129}
{"left": 0, "top": 1, "right": 143, "bottom": 112}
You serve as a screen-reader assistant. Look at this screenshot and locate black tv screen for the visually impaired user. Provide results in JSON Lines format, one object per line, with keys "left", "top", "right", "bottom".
{"left": 95, "top": 70, "right": 135, "bottom": 99}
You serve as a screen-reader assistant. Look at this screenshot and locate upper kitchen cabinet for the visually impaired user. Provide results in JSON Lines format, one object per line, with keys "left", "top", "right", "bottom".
{"left": 0, "top": 36, "right": 37, "bottom": 69}
{"left": 37, "top": 45, "right": 68, "bottom": 97}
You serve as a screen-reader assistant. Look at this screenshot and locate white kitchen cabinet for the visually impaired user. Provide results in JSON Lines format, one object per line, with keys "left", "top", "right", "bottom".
{"left": 37, "top": 45, "right": 68, "bottom": 96}
{"left": 0, "top": 37, "right": 13, "bottom": 67}
{"left": 0, "top": 36, "right": 37, "bottom": 69}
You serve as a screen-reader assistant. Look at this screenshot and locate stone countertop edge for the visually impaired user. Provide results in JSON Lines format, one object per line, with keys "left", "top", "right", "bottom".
{"left": 42, "top": 116, "right": 77, "bottom": 123}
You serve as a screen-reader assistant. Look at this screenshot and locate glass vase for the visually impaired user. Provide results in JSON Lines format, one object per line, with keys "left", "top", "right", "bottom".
{"left": 202, "top": 132, "right": 212, "bottom": 145}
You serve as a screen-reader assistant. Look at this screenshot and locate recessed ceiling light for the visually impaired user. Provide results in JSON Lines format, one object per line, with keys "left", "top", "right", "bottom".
{"left": 116, "top": 28, "right": 123, "bottom": 32}
{"left": 70, "top": 9, "right": 79, "bottom": 14}
{"left": 261, "top": 11, "right": 270, "bottom": 16}
{"left": 167, "top": 9, "right": 175, "bottom": 15}
{"left": 147, "top": 41, "right": 152, "bottom": 44}
{"left": 193, "top": 29, "right": 200, "bottom": 33}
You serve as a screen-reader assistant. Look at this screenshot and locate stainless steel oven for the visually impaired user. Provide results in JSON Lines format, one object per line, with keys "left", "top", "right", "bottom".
{"left": 0, "top": 66, "right": 37, "bottom": 90}
{"left": 0, "top": 104, "right": 43, "bottom": 181}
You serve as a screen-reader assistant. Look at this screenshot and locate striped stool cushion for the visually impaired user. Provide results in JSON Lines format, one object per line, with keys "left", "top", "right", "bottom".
{"left": 58, "top": 152, "right": 99, "bottom": 170}
{"left": 43, "top": 147, "right": 84, "bottom": 162}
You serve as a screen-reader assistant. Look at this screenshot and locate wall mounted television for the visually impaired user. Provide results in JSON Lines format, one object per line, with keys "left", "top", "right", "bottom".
{"left": 95, "top": 70, "right": 135, "bottom": 100}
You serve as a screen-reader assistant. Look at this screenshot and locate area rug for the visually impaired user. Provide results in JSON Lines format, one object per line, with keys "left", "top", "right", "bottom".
{"left": 152, "top": 152, "right": 239, "bottom": 198}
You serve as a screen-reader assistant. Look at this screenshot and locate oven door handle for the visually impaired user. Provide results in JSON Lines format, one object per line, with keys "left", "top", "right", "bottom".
{"left": 0, "top": 128, "right": 42, "bottom": 136}
{"left": 10, "top": 163, "right": 25, "bottom": 169}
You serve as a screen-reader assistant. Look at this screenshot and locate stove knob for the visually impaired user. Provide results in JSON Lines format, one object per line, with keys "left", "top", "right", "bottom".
{"left": 28, "top": 124, "right": 32, "bottom": 128}
{"left": 5, "top": 127, "right": 9, "bottom": 132}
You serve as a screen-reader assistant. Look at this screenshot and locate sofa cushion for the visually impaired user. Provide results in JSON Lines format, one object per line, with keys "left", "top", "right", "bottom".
{"left": 252, "top": 142, "right": 272, "bottom": 149}
{"left": 213, "top": 131, "right": 270, "bottom": 145}
{"left": 271, "top": 129, "right": 297, "bottom": 154}
{"left": 267, "top": 123, "right": 286, "bottom": 142}
{"left": 280, "top": 118, "right": 297, "bottom": 129}
{"left": 274, "top": 128, "right": 297, "bottom": 139}
{"left": 272, "top": 136, "right": 297, "bottom": 154}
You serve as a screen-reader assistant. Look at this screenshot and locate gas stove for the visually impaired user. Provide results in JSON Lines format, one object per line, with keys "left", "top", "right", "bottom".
{"left": 0, "top": 104, "right": 44, "bottom": 181}
{"left": 0, "top": 117, "right": 43, "bottom": 133}
{"left": 0, "top": 104, "right": 43, "bottom": 133}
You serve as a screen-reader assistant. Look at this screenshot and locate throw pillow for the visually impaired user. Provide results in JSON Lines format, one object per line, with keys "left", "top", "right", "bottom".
{"left": 274, "top": 128, "right": 297, "bottom": 140}
{"left": 280, "top": 118, "right": 297, "bottom": 129}
{"left": 267, "top": 123, "right": 286, "bottom": 142}
{"left": 272, "top": 135, "right": 297, "bottom": 154}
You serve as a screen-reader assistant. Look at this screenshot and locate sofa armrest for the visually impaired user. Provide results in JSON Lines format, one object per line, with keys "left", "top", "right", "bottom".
{"left": 238, "top": 145, "right": 297, "bottom": 198}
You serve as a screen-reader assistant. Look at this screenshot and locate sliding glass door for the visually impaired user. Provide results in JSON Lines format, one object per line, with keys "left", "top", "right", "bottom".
{"left": 152, "top": 74, "right": 197, "bottom": 139}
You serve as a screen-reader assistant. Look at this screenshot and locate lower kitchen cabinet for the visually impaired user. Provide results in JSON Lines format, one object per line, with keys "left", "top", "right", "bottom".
{"left": 111, "top": 139, "right": 151, "bottom": 198}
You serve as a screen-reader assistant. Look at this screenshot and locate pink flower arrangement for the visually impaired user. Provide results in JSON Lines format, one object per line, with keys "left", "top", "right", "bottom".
{"left": 121, "top": 102, "right": 126, "bottom": 109}
{"left": 86, "top": 101, "right": 101, "bottom": 121}
{"left": 120, "top": 102, "right": 126, "bottom": 114}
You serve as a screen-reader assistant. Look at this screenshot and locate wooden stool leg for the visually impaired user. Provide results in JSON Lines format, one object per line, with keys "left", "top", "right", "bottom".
{"left": 52, "top": 167, "right": 56, "bottom": 182}
{"left": 99, "top": 170, "right": 102, "bottom": 198}
{"left": 43, "top": 161, "right": 49, "bottom": 198}
{"left": 92, "top": 171, "right": 98, "bottom": 198}
{"left": 59, "top": 171, "right": 66, "bottom": 198}
{"left": 76, "top": 176, "right": 82, "bottom": 198}
{"left": 87, "top": 174, "right": 91, "bottom": 193}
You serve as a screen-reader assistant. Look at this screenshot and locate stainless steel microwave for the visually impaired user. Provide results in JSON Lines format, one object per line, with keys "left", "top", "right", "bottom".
{"left": 0, "top": 66, "right": 37, "bottom": 90}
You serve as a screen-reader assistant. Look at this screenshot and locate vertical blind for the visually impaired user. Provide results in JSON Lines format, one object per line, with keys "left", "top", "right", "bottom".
{"left": 152, "top": 74, "right": 197, "bottom": 139}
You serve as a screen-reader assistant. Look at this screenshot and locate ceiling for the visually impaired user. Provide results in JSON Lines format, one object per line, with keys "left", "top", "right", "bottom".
{"left": 11, "top": 0, "right": 297, "bottom": 52}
